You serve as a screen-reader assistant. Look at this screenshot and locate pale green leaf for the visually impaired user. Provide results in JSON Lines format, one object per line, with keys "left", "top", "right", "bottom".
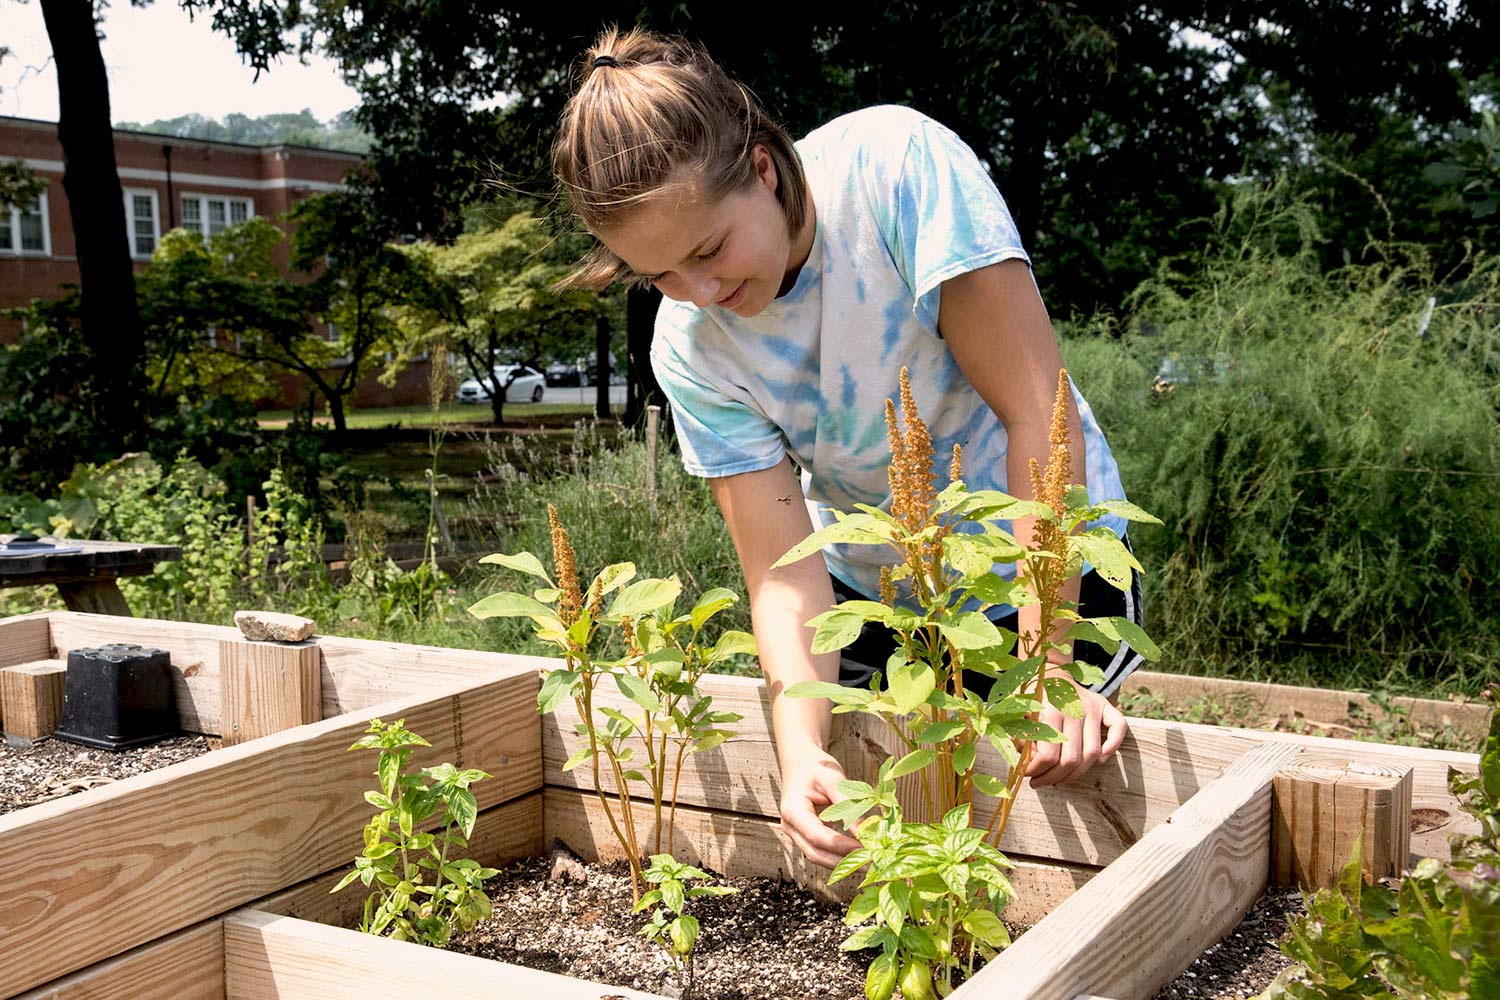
{"left": 478, "top": 550, "right": 552, "bottom": 584}
{"left": 772, "top": 514, "right": 891, "bottom": 568}
{"left": 608, "top": 577, "right": 683, "bottom": 619}
{"left": 467, "top": 591, "right": 558, "bottom": 624}
{"left": 889, "top": 749, "right": 937, "bottom": 780}
{"left": 938, "top": 611, "right": 1004, "bottom": 650}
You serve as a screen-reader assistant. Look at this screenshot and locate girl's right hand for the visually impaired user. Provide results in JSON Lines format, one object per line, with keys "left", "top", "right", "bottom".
{"left": 779, "top": 749, "right": 862, "bottom": 868}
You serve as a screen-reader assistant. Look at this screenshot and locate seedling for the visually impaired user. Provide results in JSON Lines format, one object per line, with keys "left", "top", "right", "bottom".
{"left": 332, "top": 718, "right": 498, "bottom": 947}
{"left": 469, "top": 505, "right": 750, "bottom": 898}
{"left": 633, "top": 853, "right": 737, "bottom": 999}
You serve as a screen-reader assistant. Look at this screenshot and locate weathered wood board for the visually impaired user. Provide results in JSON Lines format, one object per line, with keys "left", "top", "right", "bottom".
{"left": 545, "top": 673, "right": 1479, "bottom": 866}
{"left": 0, "top": 671, "right": 540, "bottom": 997}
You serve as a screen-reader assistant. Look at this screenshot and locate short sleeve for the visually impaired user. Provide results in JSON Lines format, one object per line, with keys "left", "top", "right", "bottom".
{"left": 888, "top": 118, "right": 1031, "bottom": 335}
{"left": 650, "top": 310, "right": 787, "bottom": 479}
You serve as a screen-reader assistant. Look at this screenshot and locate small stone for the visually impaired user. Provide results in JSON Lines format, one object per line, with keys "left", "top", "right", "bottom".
{"left": 548, "top": 846, "right": 587, "bottom": 883}
{"left": 234, "top": 610, "right": 316, "bottom": 643}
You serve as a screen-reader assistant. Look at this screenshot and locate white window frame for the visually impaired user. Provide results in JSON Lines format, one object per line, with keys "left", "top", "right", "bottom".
{"left": 123, "top": 187, "right": 160, "bottom": 260}
{"left": 1, "top": 190, "right": 51, "bottom": 257}
{"left": 179, "top": 192, "right": 255, "bottom": 237}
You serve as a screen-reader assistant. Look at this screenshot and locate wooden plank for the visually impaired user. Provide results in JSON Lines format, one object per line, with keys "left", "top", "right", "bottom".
{"left": 0, "top": 671, "right": 541, "bottom": 998}
{"left": 219, "top": 640, "right": 322, "bottom": 746}
{"left": 223, "top": 909, "right": 667, "bottom": 1000}
{"left": 53, "top": 581, "right": 133, "bottom": 616}
{"left": 256, "top": 792, "right": 546, "bottom": 926}
{"left": 0, "top": 659, "right": 66, "bottom": 739}
{"left": 45, "top": 612, "right": 548, "bottom": 736}
{"left": 11, "top": 920, "right": 224, "bottom": 1000}
{"left": 1272, "top": 755, "right": 1413, "bottom": 888}
{"left": 0, "top": 612, "right": 53, "bottom": 669}
{"left": 961, "top": 742, "right": 1303, "bottom": 1000}
{"left": 543, "top": 787, "right": 1096, "bottom": 930}
{"left": 1126, "top": 669, "right": 1493, "bottom": 741}
{"left": 544, "top": 673, "right": 1481, "bottom": 867}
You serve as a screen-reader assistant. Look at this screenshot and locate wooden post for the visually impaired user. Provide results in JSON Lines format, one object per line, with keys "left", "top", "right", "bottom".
{"left": 645, "top": 404, "right": 661, "bottom": 510}
{"left": 0, "top": 659, "right": 67, "bottom": 739}
{"left": 245, "top": 495, "right": 257, "bottom": 578}
{"left": 431, "top": 480, "right": 453, "bottom": 556}
{"left": 1272, "top": 754, "right": 1414, "bottom": 889}
{"left": 218, "top": 639, "right": 322, "bottom": 746}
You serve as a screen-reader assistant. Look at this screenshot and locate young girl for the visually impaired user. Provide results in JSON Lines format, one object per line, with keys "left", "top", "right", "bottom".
{"left": 553, "top": 27, "right": 1144, "bottom": 869}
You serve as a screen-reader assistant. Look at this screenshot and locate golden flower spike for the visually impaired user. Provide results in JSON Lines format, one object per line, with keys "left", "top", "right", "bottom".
{"left": 547, "top": 503, "right": 583, "bottom": 626}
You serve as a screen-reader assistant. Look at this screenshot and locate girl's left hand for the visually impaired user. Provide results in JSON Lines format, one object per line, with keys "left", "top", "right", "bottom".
{"left": 1026, "top": 672, "right": 1127, "bottom": 787}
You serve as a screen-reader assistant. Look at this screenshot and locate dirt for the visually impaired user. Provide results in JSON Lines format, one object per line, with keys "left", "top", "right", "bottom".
{"left": 1153, "top": 886, "right": 1303, "bottom": 999}
{"left": 0, "top": 733, "right": 216, "bottom": 816}
{"left": 449, "top": 854, "right": 875, "bottom": 999}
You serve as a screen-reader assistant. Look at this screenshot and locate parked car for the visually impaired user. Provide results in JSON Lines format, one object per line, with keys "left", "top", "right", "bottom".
{"left": 545, "top": 361, "right": 582, "bottom": 387}
{"left": 455, "top": 364, "right": 546, "bottom": 404}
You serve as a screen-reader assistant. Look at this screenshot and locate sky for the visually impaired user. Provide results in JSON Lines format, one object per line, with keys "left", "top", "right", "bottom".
{"left": 0, "top": 1, "right": 360, "bottom": 124}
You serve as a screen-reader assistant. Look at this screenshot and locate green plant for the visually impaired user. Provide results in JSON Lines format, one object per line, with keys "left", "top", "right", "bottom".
{"left": 332, "top": 718, "right": 498, "bottom": 947}
{"left": 1258, "top": 690, "right": 1500, "bottom": 999}
{"left": 633, "top": 853, "right": 737, "bottom": 998}
{"left": 468, "top": 504, "right": 750, "bottom": 899}
{"left": 779, "top": 369, "right": 1159, "bottom": 997}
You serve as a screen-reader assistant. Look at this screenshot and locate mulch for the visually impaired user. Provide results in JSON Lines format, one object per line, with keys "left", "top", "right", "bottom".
{"left": 0, "top": 733, "right": 215, "bottom": 816}
{"left": 1153, "top": 886, "right": 1302, "bottom": 999}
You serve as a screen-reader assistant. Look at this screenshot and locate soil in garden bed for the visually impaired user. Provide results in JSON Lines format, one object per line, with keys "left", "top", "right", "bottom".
{"left": 1153, "top": 886, "right": 1301, "bottom": 999}
{"left": 448, "top": 853, "right": 876, "bottom": 1000}
{"left": 0, "top": 733, "right": 216, "bottom": 816}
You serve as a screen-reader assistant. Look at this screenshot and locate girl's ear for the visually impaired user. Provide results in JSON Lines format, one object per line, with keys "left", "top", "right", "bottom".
{"left": 753, "top": 144, "right": 779, "bottom": 195}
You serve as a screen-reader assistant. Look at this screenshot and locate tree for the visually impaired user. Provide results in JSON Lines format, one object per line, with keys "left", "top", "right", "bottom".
{"left": 393, "top": 209, "right": 611, "bottom": 425}
{"left": 37, "top": 0, "right": 148, "bottom": 453}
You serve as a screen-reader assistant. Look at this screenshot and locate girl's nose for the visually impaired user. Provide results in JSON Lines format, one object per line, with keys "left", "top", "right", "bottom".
{"left": 688, "top": 274, "right": 722, "bottom": 308}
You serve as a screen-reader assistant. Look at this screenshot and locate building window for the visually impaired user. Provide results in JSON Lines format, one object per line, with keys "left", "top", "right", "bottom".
{"left": 124, "top": 189, "right": 160, "bottom": 258}
{"left": 1, "top": 193, "right": 50, "bottom": 256}
{"left": 180, "top": 194, "right": 254, "bottom": 237}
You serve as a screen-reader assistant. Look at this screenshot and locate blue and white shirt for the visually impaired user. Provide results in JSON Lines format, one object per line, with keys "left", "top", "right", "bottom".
{"left": 652, "top": 105, "right": 1128, "bottom": 613}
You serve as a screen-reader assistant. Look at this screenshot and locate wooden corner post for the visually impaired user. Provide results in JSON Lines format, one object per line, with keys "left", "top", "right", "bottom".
{"left": 1272, "top": 754, "right": 1414, "bottom": 889}
{"left": 218, "top": 639, "right": 322, "bottom": 746}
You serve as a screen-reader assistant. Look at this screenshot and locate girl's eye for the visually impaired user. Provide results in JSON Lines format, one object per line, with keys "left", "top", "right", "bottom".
{"left": 696, "top": 241, "right": 725, "bottom": 262}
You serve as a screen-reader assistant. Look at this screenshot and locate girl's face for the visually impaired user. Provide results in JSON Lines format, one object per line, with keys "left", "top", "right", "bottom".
{"left": 597, "top": 147, "right": 811, "bottom": 317}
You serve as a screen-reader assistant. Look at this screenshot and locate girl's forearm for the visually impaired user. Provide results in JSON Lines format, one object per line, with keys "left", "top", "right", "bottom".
{"left": 750, "top": 580, "right": 842, "bottom": 768}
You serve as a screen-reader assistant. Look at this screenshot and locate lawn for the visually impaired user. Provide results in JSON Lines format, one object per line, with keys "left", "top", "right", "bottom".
{"left": 256, "top": 400, "right": 620, "bottom": 430}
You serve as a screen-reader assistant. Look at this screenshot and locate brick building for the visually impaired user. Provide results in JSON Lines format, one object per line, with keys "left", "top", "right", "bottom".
{"left": 0, "top": 116, "right": 432, "bottom": 408}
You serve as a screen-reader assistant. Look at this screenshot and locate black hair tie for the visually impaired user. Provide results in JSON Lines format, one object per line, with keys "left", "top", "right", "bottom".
{"left": 592, "top": 55, "right": 619, "bottom": 68}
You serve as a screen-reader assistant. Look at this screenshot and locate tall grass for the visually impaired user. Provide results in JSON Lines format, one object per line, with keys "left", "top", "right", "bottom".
{"left": 1064, "top": 187, "right": 1500, "bottom": 694}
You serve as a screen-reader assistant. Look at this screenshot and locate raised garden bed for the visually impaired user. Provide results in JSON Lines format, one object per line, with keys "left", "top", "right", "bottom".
{"left": 0, "top": 609, "right": 545, "bottom": 999}
{"left": 10, "top": 648, "right": 1483, "bottom": 1000}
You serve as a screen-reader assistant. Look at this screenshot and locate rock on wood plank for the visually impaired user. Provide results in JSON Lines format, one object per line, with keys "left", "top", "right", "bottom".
{"left": 1272, "top": 754, "right": 1413, "bottom": 888}
{"left": 0, "top": 659, "right": 66, "bottom": 739}
{"left": 219, "top": 640, "right": 322, "bottom": 746}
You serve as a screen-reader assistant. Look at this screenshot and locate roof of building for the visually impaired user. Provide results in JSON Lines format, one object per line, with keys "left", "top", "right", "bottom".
{"left": 0, "top": 115, "right": 366, "bottom": 161}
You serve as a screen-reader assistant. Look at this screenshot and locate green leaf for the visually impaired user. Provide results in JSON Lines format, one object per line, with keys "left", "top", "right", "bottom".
{"left": 709, "top": 630, "right": 758, "bottom": 660}
{"left": 820, "top": 798, "right": 873, "bottom": 828}
{"left": 478, "top": 550, "right": 552, "bottom": 584}
{"left": 615, "top": 671, "right": 664, "bottom": 714}
{"left": 898, "top": 924, "right": 941, "bottom": 961}
{"left": 773, "top": 514, "right": 891, "bottom": 568}
{"left": 561, "top": 745, "right": 593, "bottom": 772}
{"left": 912, "top": 720, "right": 965, "bottom": 744}
{"left": 662, "top": 878, "right": 685, "bottom": 913}
{"left": 865, "top": 952, "right": 898, "bottom": 1000}
{"left": 972, "top": 772, "right": 1008, "bottom": 797}
{"left": 889, "top": 749, "right": 938, "bottom": 780}
{"left": 878, "top": 881, "right": 909, "bottom": 935}
{"left": 1043, "top": 677, "right": 1084, "bottom": 719}
{"left": 888, "top": 661, "right": 937, "bottom": 715}
{"left": 961, "top": 909, "right": 1012, "bottom": 948}
{"left": 806, "top": 606, "right": 873, "bottom": 654}
{"left": 968, "top": 573, "right": 1032, "bottom": 608}
{"left": 840, "top": 925, "right": 885, "bottom": 951}
{"left": 591, "top": 562, "right": 637, "bottom": 596}
{"left": 952, "top": 742, "right": 977, "bottom": 775}
{"left": 784, "top": 681, "right": 874, "bottom": 707}
{"left": 364, "top": 790, "right": 394, "bottom": 810}
{"left": 943, "top": 534, "right": 995, "bottom": 580}
{"left": 1107, "top": 617, "right": 1161, "bottom": 660}
{"left": 1092, "top": 499, "right": 1162, "bottom": 525}
{"left": 536, "top": 669, "right": 578, "bottom": 715}
{"left": 938, "top": 611, "right": 1005, "bottom": 650}
{"left": 467, "top": 591, "right": 561, "bottom": 626}
{"left": 608, "top": 577, "right": 683, "bottom": 619}
{"left": 689, "top": 587, "right": 739, "bottom": 630}
{"left": 1064, "top": 619, "right": 1120, "bottom": 654}
{"left": 1070, "top": 531, "right": 1141, "bottom": 591}
{"left": 669, "top": 913, "right": 699, "bottom": 955}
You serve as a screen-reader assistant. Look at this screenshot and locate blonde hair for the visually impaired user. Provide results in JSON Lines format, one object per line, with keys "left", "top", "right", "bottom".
{"left": 552, "top": 26, "right": 809, "bottom": 290}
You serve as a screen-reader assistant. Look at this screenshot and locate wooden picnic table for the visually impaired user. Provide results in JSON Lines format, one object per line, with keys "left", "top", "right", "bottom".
{"left": 0, "top": 537, "right": 183, "bottom": 616}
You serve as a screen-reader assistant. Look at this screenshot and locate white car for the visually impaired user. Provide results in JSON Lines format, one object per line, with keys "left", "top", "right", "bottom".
{"left": 455, "top": 364, "right": 546, "bottom": 404}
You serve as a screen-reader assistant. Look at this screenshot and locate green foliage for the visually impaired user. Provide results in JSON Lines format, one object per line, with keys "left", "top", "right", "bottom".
{"left": 0, "top": 157, "right": 45, "bottom": 211}
{"left": 1064, "top": 190, "right": 1500, "bottom": 690}
{"left": 1258, "top": 696, "right": 1500, "bottom": 999}
{"left": 115, "top": 109, "right": 371, "bottom": 153}
{"left": 781, "top": 374, "right": 1160, "bottom": 996}
{"left": 633, "top": 853, "right": 736, "bottom": 995}
{"left": 332, "top": 718, "right": 498, "bottom": 947}
{"left": 470, "top": 506, "right": 749, "bottom": 897}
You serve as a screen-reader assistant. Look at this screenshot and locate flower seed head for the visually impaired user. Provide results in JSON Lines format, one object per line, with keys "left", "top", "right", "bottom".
{"left": 547, "top": 503, "right": 583, "bottom": 625}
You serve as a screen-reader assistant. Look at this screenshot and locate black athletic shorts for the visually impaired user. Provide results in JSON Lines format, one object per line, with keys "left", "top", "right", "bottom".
{"left": 835, "top": 537, "right": 1145, "bottom": 700}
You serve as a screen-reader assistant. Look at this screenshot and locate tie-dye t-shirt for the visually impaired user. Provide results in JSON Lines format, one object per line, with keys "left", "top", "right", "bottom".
{"left": 651, "top": 105, "right": 1128, "bottom": 612}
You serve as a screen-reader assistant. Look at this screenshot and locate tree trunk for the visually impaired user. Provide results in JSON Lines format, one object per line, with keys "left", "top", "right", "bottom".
{"left": 594, "top": 315, "right": 610, "bottom": 420}
{"left": 486, "top": 324, "right": 504, "bottom": 426}
{"left": 39, "top": 0, "right": 148, "bottom": 454}
{"left": 622, "top": 285, "right": 667, "bottom": 430}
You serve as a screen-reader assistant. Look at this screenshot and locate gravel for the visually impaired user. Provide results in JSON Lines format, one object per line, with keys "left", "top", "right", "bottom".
{"left": 0, "top": 733, "right": 215, "bottom": 816}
